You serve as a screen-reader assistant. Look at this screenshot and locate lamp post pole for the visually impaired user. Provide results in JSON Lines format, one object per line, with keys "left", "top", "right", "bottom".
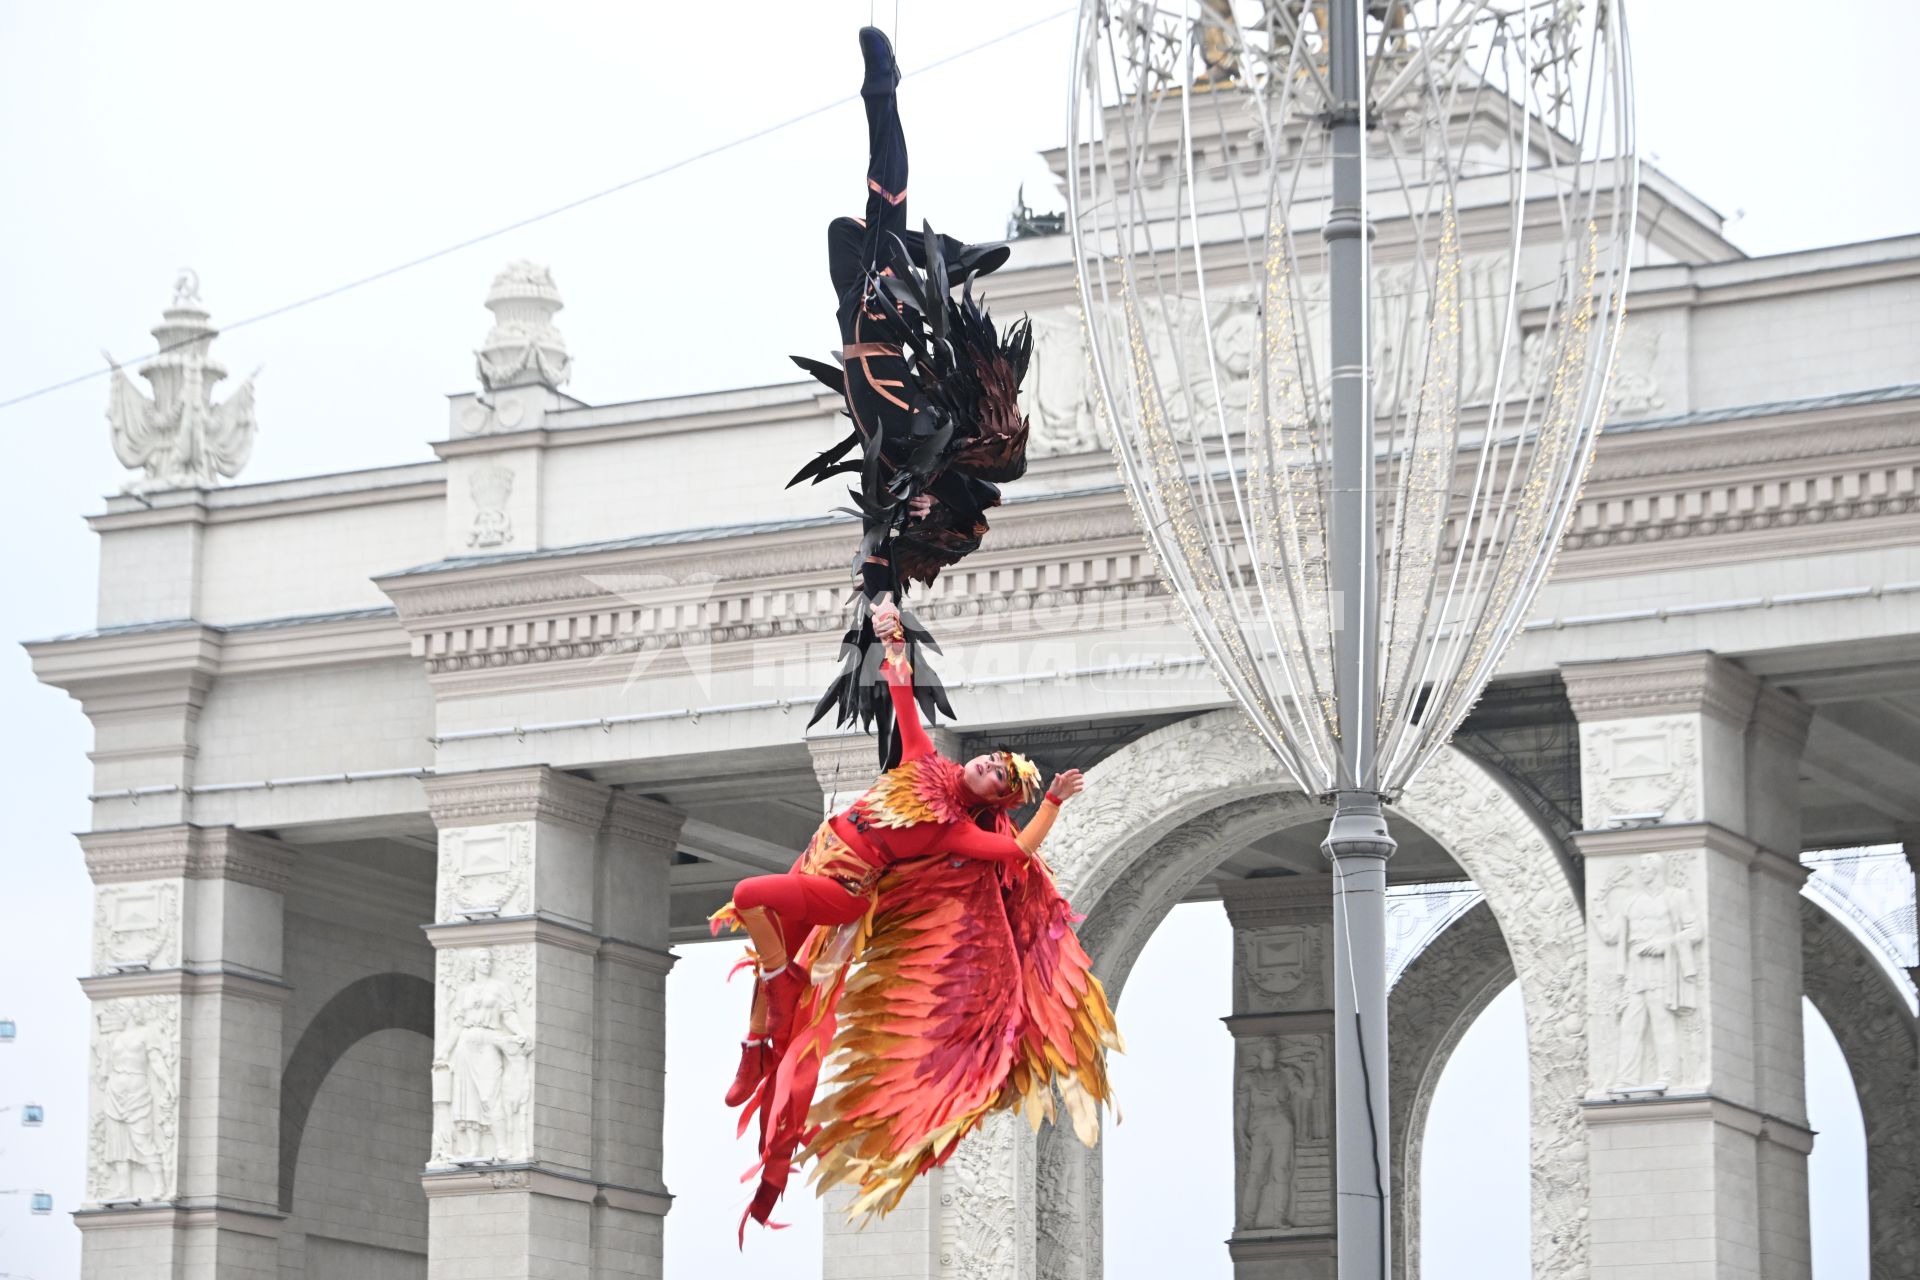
{"left": 1321, "top": 2, "right": 1397, "bottom": 1277}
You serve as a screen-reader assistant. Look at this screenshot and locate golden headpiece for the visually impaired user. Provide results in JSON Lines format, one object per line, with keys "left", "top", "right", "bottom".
{"left": 995, "top": 751, "right": 1044, "bottom": 807}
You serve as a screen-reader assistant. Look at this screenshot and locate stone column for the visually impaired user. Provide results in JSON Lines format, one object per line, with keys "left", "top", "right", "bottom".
{"left": 76, "top": 824, "right": 294, "bottom": 1280}
{"left": 1563, "top": 651, "right": 1815, "bottom": 1280}
{"left": 420, "top": 767, "right": 681, "bottom": 1280}
{"left": 1219, "top": 875, "right": 1336, "bottom": 1280}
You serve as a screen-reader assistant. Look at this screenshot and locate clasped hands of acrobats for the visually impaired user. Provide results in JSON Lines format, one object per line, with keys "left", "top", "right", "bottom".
{"left": 708, "top": 26, "right": 1122, "bottom": 1239}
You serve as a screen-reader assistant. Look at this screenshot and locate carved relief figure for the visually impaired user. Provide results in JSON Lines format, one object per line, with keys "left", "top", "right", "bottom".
{"left": 90, "top": 1000, "right": 178, "bottom": 1201}
{"left": 1025, "top": 311, "right": 1103, "bottom": 458}
{"left": 1237, "top": 1037, "right": 1322, "bottom": 1229}
{"left": 1595, "top": 854, "right": 1701, "bottom": 1088}
{"left": 438, "top": 947, "right": 532, "bottom": 1162}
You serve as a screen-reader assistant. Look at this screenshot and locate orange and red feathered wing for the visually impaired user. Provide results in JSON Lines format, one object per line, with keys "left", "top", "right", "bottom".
{"left": 996, "top": 853, "right": 1124, "bottom": 1143}
{"left": 802, "top": 853, "right": 1026, "bottom": 1218}
{"left": 803, "top": 850, "right": 1122, "bottom": 1222}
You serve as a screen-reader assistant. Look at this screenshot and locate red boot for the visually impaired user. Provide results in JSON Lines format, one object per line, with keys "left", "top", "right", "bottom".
{"left": 724, "top": 1038, "right": 770, "bottom": 1107}
{"left": 762, "top": 966, "right": 805, "bottom": 1047}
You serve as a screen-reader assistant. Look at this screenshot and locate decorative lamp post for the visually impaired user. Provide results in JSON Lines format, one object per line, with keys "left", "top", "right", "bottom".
{"left": 1066, "top": 3, "right": 1636, "bottom": 1275}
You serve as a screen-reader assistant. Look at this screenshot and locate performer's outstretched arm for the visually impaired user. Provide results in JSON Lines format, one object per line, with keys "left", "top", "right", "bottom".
{"left": 875, "top": 598, "right": 934, "bottom": 761}
{"left": 1015, "top": 770, "right": 1084, "bottom": 855}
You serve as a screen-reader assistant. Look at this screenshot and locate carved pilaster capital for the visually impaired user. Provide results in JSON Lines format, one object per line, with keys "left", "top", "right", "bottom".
{"left": 604, "top": 791, "right": 685, "bottom": 852}
{"left": 1747, "top": 682, "right": 1813, "bottom": 754}
{"left": 1218, "top": 874, "right": 1332, "bottom": 929}
{"left": 423, "top": 765, "right": 611, "bottom": 833}
{"left": 80, "top": 824, "right": 293, "bottom": 891}
{"left": 1560, "top": 651, "right": 1760, "bottom": 727}
{"left": 193, "top": 827, "right": 296, "bottom": 891}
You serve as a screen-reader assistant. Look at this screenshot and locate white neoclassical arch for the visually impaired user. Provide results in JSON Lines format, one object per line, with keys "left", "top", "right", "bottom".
{"left": 947, "top": 709, "right": 1588, "bottom": 1280}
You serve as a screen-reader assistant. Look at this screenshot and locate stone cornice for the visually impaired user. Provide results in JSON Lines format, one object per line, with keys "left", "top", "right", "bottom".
{"left": 1560, "top": 651, "right": 1760, "bottom": 726}
{"left": 34, "top": 397, "right": 1915, "bottom": 693}
{"left": 1227, "top": 1232, "right": 1340, "bottom": 1261}
{"left": 87, "top": 476, "right": 442, "bottom": 534}
{"left": 79, "top": 824, "right": 295, "bottom": 891}
{"left": 600, "top": 936, "right": 678, "bottom": 975}
{"left": 79, "top": 966, "right": 293, "bottom": 1004}
{"left": 420, "top": 1165, "right": 671, "bottom": 1216}
{"left": 423, "top": 765, "right": 610, "bottom": 833}
{"left": 73, "top": 1202, "right": 288, "bottom": 1234}
{"left": 1222, "top": 1010, "right": 1335, "bottom": 1036}
{"left": 1572, "top": 821, "right": 1759, "bottom": 861}
{"left": 385, "top": 420, "right": 1917, "bottom": 689}
{"left": 423, "top": 914, "right": 675, "bottom": 971}
{"left": 1585, "top": 397, "right": 1920, "bottom": 484}
{"left": 1580, "top": 1092, "right": 1815, "bottom": 1153}
{"left": 1570, "top": 822, "right": 1807, "bottom": 885}
{"left": 379, "top": 489, "right": 1140, "bottom": 624}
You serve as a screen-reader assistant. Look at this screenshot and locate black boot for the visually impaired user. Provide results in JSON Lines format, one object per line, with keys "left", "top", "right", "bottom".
{"left": 859, "top": 26, "right": 901, "bottom": 97}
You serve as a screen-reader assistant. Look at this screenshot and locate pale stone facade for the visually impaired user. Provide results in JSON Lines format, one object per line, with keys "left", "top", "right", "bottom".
{"left": 26, "top": 129, "right": 1920, "bottom": 1280}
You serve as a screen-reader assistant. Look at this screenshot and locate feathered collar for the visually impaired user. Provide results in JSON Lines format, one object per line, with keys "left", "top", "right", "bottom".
{"left": 854, "top": 754, "right": 986, "bottom": 830}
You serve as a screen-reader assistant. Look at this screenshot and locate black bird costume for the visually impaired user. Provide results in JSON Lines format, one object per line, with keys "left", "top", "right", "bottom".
{"left": 790, "top": 27, "right": 1034, "bottom": 765}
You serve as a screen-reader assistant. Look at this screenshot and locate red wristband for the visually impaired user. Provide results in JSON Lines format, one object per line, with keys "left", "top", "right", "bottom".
{"left": 1044, "top": 791, "right": 1064, "bottom": 806}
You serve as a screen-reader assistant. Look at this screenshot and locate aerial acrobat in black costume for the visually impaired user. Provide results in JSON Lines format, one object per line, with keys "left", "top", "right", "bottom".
{"left": 789, "top": 26, "right": 1033, "bottom": 765}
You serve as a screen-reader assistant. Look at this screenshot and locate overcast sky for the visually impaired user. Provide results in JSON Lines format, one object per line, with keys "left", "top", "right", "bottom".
{"left": 3, "top": 2, "right": 1913, "bottom": 1276}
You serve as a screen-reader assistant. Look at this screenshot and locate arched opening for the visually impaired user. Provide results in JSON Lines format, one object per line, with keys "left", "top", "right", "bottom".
{"left": 1417, "top": 982, "right": 1528, "bottom": 1279}
{"left": 661, "top": 937, "right": 825, "bottom": 1279}
{"left": 1030, "top": 710, "right": 1585, "bottom": 1279}
{"left": 278, "top": 973, "right": 435, "bottom": 1279}
{"left": 1803, "top": 998, "right": 1869, "bottom": 1279}
{"left": 1103, "top": 900, "right": 1235, "bottom": 1275}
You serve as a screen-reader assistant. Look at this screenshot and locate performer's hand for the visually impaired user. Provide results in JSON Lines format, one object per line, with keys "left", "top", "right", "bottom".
{"left": 907, "top": 493, "right": 934, "bottom": 518}
{"left": 871, "top": 598, "right": 907, "bottom": 648}
{"left": 1048, "top": 769, "right": 1085, "bottom": 803}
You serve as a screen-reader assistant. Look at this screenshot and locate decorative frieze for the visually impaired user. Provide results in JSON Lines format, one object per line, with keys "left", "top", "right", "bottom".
{"left": 80, "top": 825, "right": 294, "bottom": 891}
{"left": 1561, "top": 650, "right": 1761, "bottom": 726}
{"left": 388, "top": 446, "right": 1920, "bottom": 685}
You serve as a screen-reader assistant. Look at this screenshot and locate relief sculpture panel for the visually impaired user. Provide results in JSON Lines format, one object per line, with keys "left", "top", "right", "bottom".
{"left": 1591, "top": 852, "right": 1705, "bottom": 1091}
{"left": 436, "top": 823, "right": 534, "bottom": 922}
{"left": 1235, "top": 1034, "right": 1329, "bottom": 1232}
{"left": 88, "top": 995, "right": 181, "bottom": 1203}
{"left": 431, "top": 944, "right": 535, "bottom": 1165}
{"left": 91, "top": 882, "right": 181, "bottom": 973}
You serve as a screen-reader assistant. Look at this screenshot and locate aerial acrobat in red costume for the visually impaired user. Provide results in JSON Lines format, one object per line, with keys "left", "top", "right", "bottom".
{"left": 710, "top": 26, "right": 1121, "bottom": 1238}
